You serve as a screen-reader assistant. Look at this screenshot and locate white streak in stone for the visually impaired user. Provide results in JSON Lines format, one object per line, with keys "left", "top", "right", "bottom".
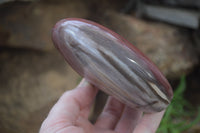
{"left": 148, "top": 82, "right": 169, "bottom": 103}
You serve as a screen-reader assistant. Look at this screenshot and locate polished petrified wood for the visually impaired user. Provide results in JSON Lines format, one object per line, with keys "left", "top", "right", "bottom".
{"left": 52, "top": 18, "right": 173, "bottom": 113}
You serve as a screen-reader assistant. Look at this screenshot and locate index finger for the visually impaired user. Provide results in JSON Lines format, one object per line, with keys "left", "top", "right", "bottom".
{"left": 133, "top": 110, "right": 165, "bottom": 133}
{"left": 40, "top": 79, "right": 98, "bottom": 131}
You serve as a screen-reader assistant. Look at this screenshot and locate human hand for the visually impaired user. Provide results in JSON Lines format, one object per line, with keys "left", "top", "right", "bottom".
{"left": 40, "top": 79, "right": 165, "bottom": 133}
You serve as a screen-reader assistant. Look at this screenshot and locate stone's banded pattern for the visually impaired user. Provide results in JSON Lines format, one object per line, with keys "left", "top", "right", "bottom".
{"left": 52, "top": 18, "right": 173, "bottom": 112}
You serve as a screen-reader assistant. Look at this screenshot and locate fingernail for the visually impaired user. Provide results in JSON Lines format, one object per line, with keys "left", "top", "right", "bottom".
{"left": 78, "top": 78, "right": 90, "bottom": 88}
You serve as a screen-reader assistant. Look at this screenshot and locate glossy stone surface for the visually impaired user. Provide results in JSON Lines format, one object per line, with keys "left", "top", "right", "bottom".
{"left": 52, "top": 18, "right": 173, "bottom": 112}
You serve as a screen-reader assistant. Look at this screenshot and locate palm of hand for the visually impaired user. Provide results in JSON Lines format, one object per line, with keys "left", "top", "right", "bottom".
{"left": 40, "top": 80, "right": 164, "bottom": 133}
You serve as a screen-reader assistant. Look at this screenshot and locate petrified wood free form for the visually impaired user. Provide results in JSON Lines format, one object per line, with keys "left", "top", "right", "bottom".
{"left": 52, "top": 18, "right": 173, "bottom": 113}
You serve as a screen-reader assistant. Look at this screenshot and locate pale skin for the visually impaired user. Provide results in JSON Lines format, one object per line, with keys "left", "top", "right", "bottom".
{"left": 40, "top": 79, "right": 165, "bottom": 133}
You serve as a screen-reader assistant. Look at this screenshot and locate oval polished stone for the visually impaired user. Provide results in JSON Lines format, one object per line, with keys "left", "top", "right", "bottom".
{"left": 52, "top": 18, "right": 173, "bottom": 112}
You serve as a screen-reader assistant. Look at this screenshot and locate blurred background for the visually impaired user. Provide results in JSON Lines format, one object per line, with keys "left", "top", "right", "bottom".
{"left": 0, "top": 0, "right": 200, "bottom": 132}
